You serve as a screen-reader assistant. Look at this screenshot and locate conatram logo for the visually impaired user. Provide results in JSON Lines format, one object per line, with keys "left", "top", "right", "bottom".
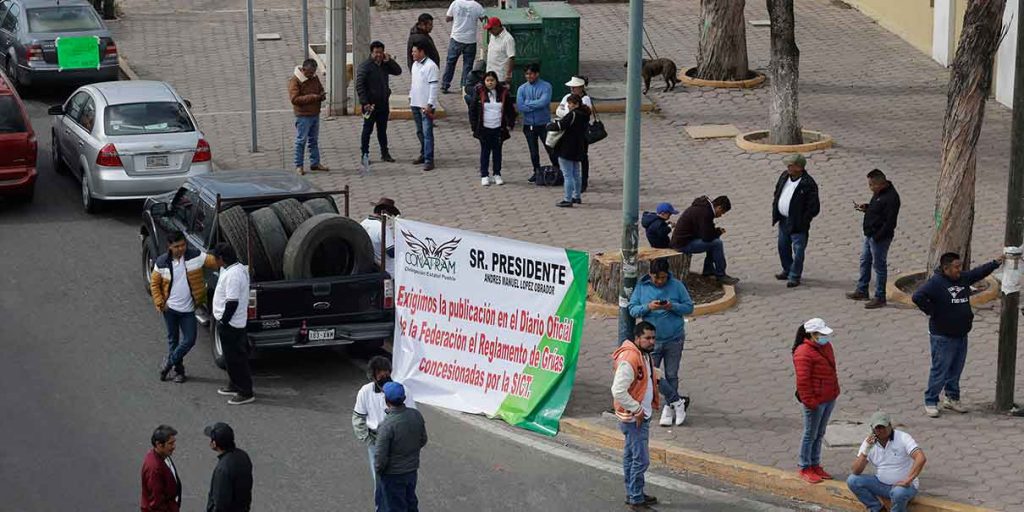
{"left": 401, "top": 230, "right": 461, "bottom": 274}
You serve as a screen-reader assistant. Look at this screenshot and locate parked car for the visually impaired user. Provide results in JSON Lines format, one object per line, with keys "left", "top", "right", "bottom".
{"left": 0, "top": 0, "right": 119, "bottom": 87}
{"left": 0, "top": 67, "right": 35, "bottom": 202}
{"left": 49, "top": 80, "right": 211, "bottom": 213}
{"left": 141, "top": 171, "right": 395, "bottom": 368}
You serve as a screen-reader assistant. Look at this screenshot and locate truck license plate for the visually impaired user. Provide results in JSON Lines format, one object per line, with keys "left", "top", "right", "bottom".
{"left": 146, "top": 155, "right": 169, "bottom": 168}
{"left": 308, "top": 328, "right": 335, "bottom": 342}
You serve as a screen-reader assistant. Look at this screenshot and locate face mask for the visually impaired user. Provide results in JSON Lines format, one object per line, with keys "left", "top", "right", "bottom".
{"left": 374, "top": 376, "right": 392, "bottom": 392}
{"left": 816, "top": 336, "right": 831, "bottom": 345}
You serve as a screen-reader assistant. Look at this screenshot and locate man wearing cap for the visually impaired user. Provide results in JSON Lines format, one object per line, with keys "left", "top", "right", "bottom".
{"left": 671, "top": 195, "right": 738, "bottom": 285}
{"left": 846, "top": 412, "right": 927, "bottom": 512}
{"left": 361, "top": 198, "right": 401, "bottom": 276}
{"left": 772, "top": 153, "right": 820, "bottom": 288}
{"left": 141, "top": 425, "right": 182, "bottom": 512}
{"left": 210, "top": 242, "right": 254, "bottom": 406}
{"left": 641, "top": 202, "right": 677, "bottom": 249}
{"left": 442, "top": 0, "right": 486, "bottom": 94}
{"left": 375, "top": 382, "right": 428, "bottom": 512}
{"left": 204, "top": 422, "right": 253, "bottom": 512}
{"left": 611, "top": 321, "right": 660, "bottom": 511}
{"left": 483, "top": 17, "right": 515, "bottom": 84}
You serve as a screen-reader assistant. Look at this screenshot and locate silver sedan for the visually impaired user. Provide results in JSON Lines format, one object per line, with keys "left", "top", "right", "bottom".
{"left": 48, "top": 80, "right": 212, "bottom": 213}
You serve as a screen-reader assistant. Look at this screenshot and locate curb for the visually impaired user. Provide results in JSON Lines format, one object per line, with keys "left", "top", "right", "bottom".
{"left": 677, "top": 67, "right": 767, "bottom": 89}
{"left": 887, "top": 273, "right": 1000, "bottom": 308}
{"left": 559, "top": 417, "right": 995, "bottom": 512}
{"left": 735, "top": 130, "right": 834, "bottom": 154}
{"left": 586, "top": 283, "right": 737, "bottom": 319}
{"left": 117, "top": 54, "right": 141, "bottom": 81}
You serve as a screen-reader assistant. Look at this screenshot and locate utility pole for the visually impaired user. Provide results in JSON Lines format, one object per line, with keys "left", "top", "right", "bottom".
{"left": 301, "top": 0, "right": 309, "bottom": 61}
{"left": 327, "top": 0, "right": 348, "bottom": 116}
{"left": 246, "top": 0, "right": 258, "bottom": 152}
{"left": 996, "top": 0, "right": 1024, "bottom": 414}
{"left": 618, "top": 0, "right": 644, "bottom": 344}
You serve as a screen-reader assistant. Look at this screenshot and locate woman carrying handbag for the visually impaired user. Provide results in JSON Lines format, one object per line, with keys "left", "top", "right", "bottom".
{"left": 468, "top": 71, "right": 517, "bottom": 186}
{"left": 557, "top": 76, "right": 594, "bottom": 192}
{"left": 547, "top": 93, "right": 590, "bottom": 208}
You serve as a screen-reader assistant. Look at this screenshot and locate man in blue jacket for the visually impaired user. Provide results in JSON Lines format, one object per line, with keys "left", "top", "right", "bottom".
{"left": 912, "top": 251, "right": 1003, "bottom": 418}
{"left": 516, "top": 63, "right": 556, "bottom": 184}
{"left": 628, "top": 258, "right": 695, "bottom": 427}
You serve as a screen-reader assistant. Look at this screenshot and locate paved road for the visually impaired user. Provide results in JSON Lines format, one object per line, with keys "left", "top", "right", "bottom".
{"left": 0, "top": 90, "right": 802, "bottom": 512}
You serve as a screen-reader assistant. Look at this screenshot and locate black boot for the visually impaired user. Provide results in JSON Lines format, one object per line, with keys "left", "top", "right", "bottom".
{"left": 380, "top": 151, "right": 395, "bottom": 163}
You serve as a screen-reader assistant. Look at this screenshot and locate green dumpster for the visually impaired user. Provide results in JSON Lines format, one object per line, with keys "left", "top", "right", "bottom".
{"left": 483, "top": 2, "right": 580, "bottom": 98}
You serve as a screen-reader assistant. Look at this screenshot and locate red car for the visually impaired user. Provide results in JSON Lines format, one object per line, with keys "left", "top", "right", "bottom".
{"left": 0, "top": 69, "right": 36, "bottom": 202}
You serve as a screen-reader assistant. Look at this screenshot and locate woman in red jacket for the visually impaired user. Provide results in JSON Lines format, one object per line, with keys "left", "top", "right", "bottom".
{"left": 792, "top": 318, "right": 840, "bottom": 484}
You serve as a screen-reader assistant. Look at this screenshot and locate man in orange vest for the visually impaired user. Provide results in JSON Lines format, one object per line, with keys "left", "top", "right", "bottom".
{"left": 612, "top": 321, "right": 660, "bottom": 511}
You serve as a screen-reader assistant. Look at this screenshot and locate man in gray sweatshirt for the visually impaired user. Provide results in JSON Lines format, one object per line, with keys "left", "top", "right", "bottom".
{"left": 374, "top": 382, "right": 428, "bottom": 511}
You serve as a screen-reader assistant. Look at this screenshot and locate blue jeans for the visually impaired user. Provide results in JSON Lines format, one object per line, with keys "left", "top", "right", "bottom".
{"left": 777, "top": 222, "right": 809, "bottom": 281}
{"left": 558, "top": 157, "right": 581, "bottom": 201}
{"left": 857, "top": 236, "right": 892, "bottom": 300}
{"left": 377, "top": 471, "right": 418, "bottom": 512}
{"left": 442, "top": 39, "right": 476, "bottom": 91}
{"left": 651, "top": 338, "right": 683, "bottom": 404}
{"left": 163, "top": 309, "right": 197, "bottom": 373}
{"left": 411, "top": 107, "right": 434, "bottom": 164}
{"left": 619, "top": 418, "right": 650, "bottom": 505}
{"left": 367, "top": 442, "right": 377, "bottom": 486}
{"left": 925, "top": 334, "right": 968, "bottom": 405}
{"left": 681, "top": 238, "right": 727, "bottom": 277}
{"left": 293, "top": 115, "right": 321, "bottom": 167}
{"left": 479, "top": 127, "right": 502, "bottom": 177}
{"left": 846, "top": 474, "right": 918, "bottom": 512}
{"left": 799, "top": 400, "right": 834, "bottom": 468}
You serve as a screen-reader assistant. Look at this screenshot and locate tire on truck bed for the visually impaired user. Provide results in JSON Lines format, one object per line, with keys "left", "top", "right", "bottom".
{"left": 218, "top": 205, "right": 272, "bottom": 280}
{"left": 250, "top": 207, "right": 289, "bottom": 280}
{"left": 283, "top": 213, "right": 376, "bottom": 279}
{"left": 270, "top": 198, "right": 312, "bottom": 236}
{"left": 302, "top": 197, "right": 337, "bottom": 216}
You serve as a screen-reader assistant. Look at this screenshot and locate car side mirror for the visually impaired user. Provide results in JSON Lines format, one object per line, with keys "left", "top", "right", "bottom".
{"left": 150, "top": 203, "right": 170, "bottom": 217}
{"left": 183, "top": 99, "right": 192, "bottom": 109}
{"left": 47, "top": 105, "right": 64, "bottom": 116}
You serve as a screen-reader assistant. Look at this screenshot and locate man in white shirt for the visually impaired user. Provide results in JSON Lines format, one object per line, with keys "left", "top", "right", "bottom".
{"left": 443, "top": 0, "right": 486, "bottom": 94}
{"left": 611, "top": 321, "right": 660, "bottom": 511}
{"left": 483, "top": 17, "right": 515, "bottom": 84}
{"left": 352, "top": 356, "right": 417, "bottom": 486}
{"left": 360, "top": 197, "right": 400, "bottom": 276}
{"left": 846, "top": 411, "right": 927, "bottom": 512}
{"left": 211, "top": 242, "right": 254, "bottom": 405}
{"left": 410, "top": 42, "right": 440, "bottom": 172}
{"left": 771, "top": 153, "right": 820, "bottom": 288}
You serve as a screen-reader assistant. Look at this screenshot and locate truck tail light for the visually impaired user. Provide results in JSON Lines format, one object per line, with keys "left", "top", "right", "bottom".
{"left": 247, "top": 289, "right": 257, "bottom": 320}
{"left": 27, "top": 45, "right": 43, "bottom": 63}
{"left": 383, "top": 279, "right": 394, "bottom": 309}
{"left": 104, "top": 41, "right": 118, "bottom": 58}
{"left": 192, "top": 138, "right": 211, "bottom": 163}
{"left": 96, "top": 143, "right": 123, "bottom": 167}
{"left": 27, "top": 135, "right": 37, "bottom": 166}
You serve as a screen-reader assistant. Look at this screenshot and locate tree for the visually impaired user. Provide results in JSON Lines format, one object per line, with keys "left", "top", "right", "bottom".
{"left": 695, "top": 0, "right": 751, "bottom": 81}
{"left": 90, "top": 0, "right": 116, "bottom": 19}
{"left": 766, "top": 0, "right": 802, "bottom": 145}
{"left": 927, "top": 0, "right": 1007, "bottom": 272}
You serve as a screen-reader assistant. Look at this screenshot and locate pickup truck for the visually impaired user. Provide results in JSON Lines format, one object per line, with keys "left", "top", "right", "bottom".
{"left": 140, "top": 170, "right": 394, "bottom": 368}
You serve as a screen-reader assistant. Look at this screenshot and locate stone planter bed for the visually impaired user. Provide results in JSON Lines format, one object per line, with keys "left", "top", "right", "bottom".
{"left": 735, "top": 129, "right": 834, "bottom": 153}
{"left": 677, "top": 67, "right": 766, "bottom": 89}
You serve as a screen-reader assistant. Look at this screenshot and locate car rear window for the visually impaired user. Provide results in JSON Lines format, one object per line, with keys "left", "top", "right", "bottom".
{"left": 27, "top": 6, "right": 103, "bottom": 33}
{"left": 104, "top": 102, "right": 195, "bottom": 136}
{"left": 0, "top": 97, "right": 28, "bottom": 133}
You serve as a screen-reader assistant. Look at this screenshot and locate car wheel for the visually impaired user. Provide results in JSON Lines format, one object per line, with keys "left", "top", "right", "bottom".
{"left": 51, "top": 131, "right": 68, "bottom": 174}
{"left": 282, "top": 213, "right": 376, "bottom": 279}
{"left": 81, "top": 170, "right": 100, "bottom": 214}
{"left": 211, "top": 323, "right": 227, "bottom": 369}
{"left": 142, "top": 235, "right": 155, "bottom": 293}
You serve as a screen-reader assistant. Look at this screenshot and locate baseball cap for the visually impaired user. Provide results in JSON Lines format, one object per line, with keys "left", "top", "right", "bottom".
{"left": 203, "top": 422, "right": 235, "bottom": 445}
{"left": 383, "top": 381, "right": 406, "bottom": 403}
{"left": 483, "top": 17, "right": 502, "bottom": 29}
{"left": 803, "top": 318, "right": 833, "bottom": 335}
{"left": 655, "top": 202, "right": 679, "bottom": 215}
{"left": 868, "top": 411, "right": 892, "bottom": 430}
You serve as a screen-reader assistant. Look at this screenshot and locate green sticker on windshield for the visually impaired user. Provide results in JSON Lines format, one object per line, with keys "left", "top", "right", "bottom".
{"left": 56, "top": 36, "right": 100, "bottom": 71}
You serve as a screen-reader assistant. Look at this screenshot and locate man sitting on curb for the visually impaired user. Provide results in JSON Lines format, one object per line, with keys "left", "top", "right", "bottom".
{"left": 846, "top": 411, "right": 926, "bottom": 512}
{"left": 671, "top": 195, "right": 739, "bottom": 285}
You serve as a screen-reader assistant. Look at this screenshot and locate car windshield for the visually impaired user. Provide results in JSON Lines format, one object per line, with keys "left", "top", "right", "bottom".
{"left": 104, "top": 102, "right": 195, "bottom": 136}
{"left": 27, "top": 6, "right": 103, "bottom": 33}
{"left": 0, "top": 96, "right": 27, "bottom": 133}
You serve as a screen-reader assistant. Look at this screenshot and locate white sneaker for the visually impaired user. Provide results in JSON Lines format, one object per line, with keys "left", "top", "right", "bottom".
{"left": 942, "top": 397, "right": 968, "bottom": 413}
{"left": 481, "top": 177, "right": 491, "bottom": 186}
{"left": 360, "top": 154, "right": 371, "bottom": 174}
{"left": 659, "top": 405, "right": 674, "bottom": 426}
{"left": 494, "top": 175, "right": 504, "bottom": 185}
{"left": 924, "top": 404, "right": 940, "bottom": 418}
{"left": 671, "top": 399, "right": 687, "bottom": 425}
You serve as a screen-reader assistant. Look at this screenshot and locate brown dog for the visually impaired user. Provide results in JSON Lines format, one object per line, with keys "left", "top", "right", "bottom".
{"left": 625, "top": 58, "right": 680, "bottom": 94}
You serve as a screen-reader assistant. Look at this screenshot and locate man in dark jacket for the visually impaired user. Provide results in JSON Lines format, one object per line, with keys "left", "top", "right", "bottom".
{"left": 772, "top": 154, "right": 820, "bottom": 288}
{"left": 356, "top": 40, "right": 402, "bottom": 169}
{"left": 642, "top": 202, "right": 677, "bottom": 249}
{"left": 912, "top": 253, "right": 1003, "bottom": 418}
{"left": 847, "top": 169, "right": 901, "bottom": 308}
{"left": 671, "top": 195, "right": 737, "bottom": 285}
{"left": 204, "top": 422, "right": 253, "bottom": 512}
{"left": 375, "top": 382, "right": 428, "bottom": 512}
{"left": 141, "top": 425, "right": 182, "bottom": 512}
{"left": 406, "top": 13, "right": 440, "bottom": 71}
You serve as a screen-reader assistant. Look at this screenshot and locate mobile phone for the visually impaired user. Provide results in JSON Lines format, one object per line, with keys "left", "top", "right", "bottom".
{"left": 657, "top": 299, "right": 668, "bottom": 305}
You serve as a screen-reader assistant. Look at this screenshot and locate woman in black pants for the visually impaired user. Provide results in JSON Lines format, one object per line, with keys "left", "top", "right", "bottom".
{"left": 468, "top": 71, "right": 517, "bottom": 186}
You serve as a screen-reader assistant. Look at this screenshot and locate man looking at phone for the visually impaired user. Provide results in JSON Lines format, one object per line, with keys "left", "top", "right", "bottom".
{"left": 846, "top": 169, "right": 900, "bottom": 309}
{"left": 846, "top": 411, "right": 926, "bottom": 512}
{"left": 628, "top": 258, "right": 694, "bottom": 427}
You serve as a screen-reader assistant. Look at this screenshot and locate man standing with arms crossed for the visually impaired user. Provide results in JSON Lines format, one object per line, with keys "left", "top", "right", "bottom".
{"left": 443, "top": 0, "right": 486, "bottom": 94}
{"left": 211, "top": 243, "right": 254, "bottom": 405}
{"left": 612, "top": 321, "right": 660, "bottom": 511}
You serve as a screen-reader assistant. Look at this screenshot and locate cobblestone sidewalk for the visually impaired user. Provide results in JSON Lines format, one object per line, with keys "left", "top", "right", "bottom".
{"left": 110, "top": 0, "right": 1023, "bottom": 508}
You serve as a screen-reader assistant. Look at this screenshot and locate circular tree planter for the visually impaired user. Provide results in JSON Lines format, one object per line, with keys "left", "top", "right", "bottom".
{"left": 677, "top": 67, "right": 766, "bottom": 89}
{"left": 586, "top": 277, "right": 738, "bottom": 319}
{"left": 886, "top": 272, "right": 1000, "bottom": 307}
{"left": 735, "top": 130, "right": 834, "bottom": 154}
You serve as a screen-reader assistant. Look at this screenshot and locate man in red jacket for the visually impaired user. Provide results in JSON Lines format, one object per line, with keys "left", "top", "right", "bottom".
{"left": 141, "top": 425, "right": 182, "bottom": 512}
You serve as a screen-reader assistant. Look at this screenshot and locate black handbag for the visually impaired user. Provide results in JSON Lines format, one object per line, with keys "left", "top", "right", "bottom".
{"left": 585, "top": 101, "right": 607, "bottom": 145}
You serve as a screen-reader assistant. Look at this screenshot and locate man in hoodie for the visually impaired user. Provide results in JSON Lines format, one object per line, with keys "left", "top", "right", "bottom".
{"left": 846, "top": 169, "right": 901, "bottom": 309}
{"left": 671, "top": 195, "right": 738, "bottom": 285}
{"left": 406, "top": 13, "right": 440, "bottom": 72}
{"left": 641, "top": 202, "right": 677, "bottom": 249}
{"left": 912, "top": 252, "right": 1003, "bottom": 418}
{"left": 288, "top": 59, "right": 329, "bottom": 176}
{"left": 628, "top": 258, "right": 694, "bottom": 427}
{"left": 516, "top": 63, "right": 556, "bottom": 183}
{"left": 612, "top": 321, "right": 660, "bottom": 511}
{"left": 356, "top": 41, "right": 402, "bottom": 170}
{"left": 772, "top": 154, "right": 820, "bottom": 288}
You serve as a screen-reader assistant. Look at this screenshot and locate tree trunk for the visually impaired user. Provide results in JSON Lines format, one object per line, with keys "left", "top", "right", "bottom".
{"left": 766, "top": 0, "right": 802, "bottom": 145}
{"left": 927, "top": 0, "right": 1006, "bottom": 273}
{"left": 590, "top": 249, "right": 691, "bottom": 304}
{"left": 695, "top": 0, "right": 750, "bottom": 81}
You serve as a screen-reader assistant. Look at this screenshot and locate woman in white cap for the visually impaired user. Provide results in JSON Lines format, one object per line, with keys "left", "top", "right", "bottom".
{"left": 547, "top": 94, "right": 590, "bottom": 208}
{"left": 558, "top": 76, "right": 593, "bottom": 192}
{"left": 791, "top": 317, "right": 841, "bottom": 485}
